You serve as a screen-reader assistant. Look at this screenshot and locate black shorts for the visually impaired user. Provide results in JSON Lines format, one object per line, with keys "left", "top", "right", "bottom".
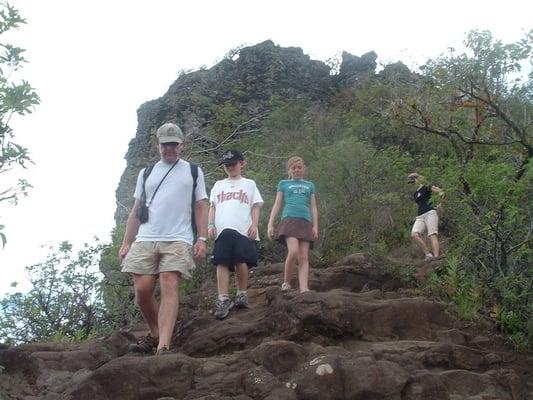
{"left": 211, "top": 229, "right": 258, "bottom": 272}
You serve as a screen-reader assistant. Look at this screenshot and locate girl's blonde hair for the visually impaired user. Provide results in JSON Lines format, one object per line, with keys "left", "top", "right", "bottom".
{"left": 287, "top": 156, "right": 305, "bottom": 179}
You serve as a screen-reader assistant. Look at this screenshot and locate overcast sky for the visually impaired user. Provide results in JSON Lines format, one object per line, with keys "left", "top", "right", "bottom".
{"left": 0, "top": 0, "right": 531, "bottom": 296}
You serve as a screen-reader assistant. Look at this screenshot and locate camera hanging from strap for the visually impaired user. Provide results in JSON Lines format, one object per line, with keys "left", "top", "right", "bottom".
{"left": 136, "top": 160, "right": 179, "bottom": 224}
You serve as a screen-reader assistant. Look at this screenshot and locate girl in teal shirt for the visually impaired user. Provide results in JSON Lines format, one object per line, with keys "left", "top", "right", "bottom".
{"left": 267, "top": 156, "right": 318, "bottom": 293}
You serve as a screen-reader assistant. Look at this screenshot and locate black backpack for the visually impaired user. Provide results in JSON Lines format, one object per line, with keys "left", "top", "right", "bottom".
{"left": 141, "top": 162, "right": 199, "bottom": 238}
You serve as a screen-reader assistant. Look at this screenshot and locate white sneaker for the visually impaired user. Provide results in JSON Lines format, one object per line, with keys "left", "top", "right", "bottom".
{"left": 281, "top": 282, "right": 292, "bottom": 291}
{"left": 424, "top": 253, "right": 434, "bottom": 261}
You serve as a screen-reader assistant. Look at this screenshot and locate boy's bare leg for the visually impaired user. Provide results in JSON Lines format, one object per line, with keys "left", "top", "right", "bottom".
{"left": 235, "top": 263, "right": 248, "bottom": 291}
{"left": 215, "top": 265, "right": 234, "bottom": 318}
{"left": 132, "top": 274, "right": 159, "bottom": 338}
{"left": 217, "top": 265, "right": 230, "bottom": 296}
{"left": 297, "top": 241, "right": 310, "bottom": 292}
{"left": 157, "top": 271, "right": 180, "bottom": 350}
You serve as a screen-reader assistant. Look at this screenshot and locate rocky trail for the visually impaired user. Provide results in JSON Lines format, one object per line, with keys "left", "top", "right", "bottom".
{"left": 1, "top": 254, "right": 532, "bottom": 399}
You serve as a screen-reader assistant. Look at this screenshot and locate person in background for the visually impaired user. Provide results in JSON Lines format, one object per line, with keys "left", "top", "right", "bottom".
{"left": 119, "top": 122, "right": 208, "bottom": 355}
{"left": 407, "top": 172, "right": 444, "bottom": 261}
{"left": 267, "top": 156, "right": 318, "bottom": 293}
{"left": 208, "top": 149, "right": 263, "bottom": 320}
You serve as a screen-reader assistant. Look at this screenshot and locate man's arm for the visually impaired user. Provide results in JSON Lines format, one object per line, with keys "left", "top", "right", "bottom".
{"left": 193, "top": 199, "right": 208, "bottom": 260}
{"left": 118, "top": 199, "right": 142, "bottom": 264}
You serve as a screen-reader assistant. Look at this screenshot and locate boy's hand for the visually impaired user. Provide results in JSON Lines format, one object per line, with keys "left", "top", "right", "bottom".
{"left": 208, "top": 226, "right": 217, "bottom": 240}
{"left": 247, "top": 225, "right": 257, "bottom": 240}
{"left": 312, "top": 226, "right": 318, "bottom": 240}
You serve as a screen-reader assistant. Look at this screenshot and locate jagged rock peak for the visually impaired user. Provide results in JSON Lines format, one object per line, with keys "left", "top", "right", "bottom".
{"left": 339, "top": 50, "right": 378, "bottom": 76}
{"left": 163, "top": 39, "right": 332, "bottom": 103}
{"left": 379, "top": 60, "right": 413, "bottom": 81}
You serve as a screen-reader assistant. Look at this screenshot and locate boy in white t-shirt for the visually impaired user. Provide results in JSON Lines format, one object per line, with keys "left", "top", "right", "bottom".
{"left": 208, "top": 149, "right": 263, "bottom": 320}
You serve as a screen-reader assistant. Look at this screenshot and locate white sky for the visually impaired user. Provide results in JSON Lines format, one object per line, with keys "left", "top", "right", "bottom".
{"left": 0, "top": 0, "right": 531, "bottom": 295}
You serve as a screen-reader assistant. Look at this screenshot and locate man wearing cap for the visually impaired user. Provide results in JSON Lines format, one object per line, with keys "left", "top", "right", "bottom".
{"left": 119, "top": 122, "right": 208, "bottom": 355}
{"left": 407, "top": 172, "right": 444, "bottom": 261}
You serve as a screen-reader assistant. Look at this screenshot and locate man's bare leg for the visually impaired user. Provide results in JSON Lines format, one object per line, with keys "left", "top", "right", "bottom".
{"left": 157, "top": 271, "right": 180, "bottom": 350}
{"left": 132, "top": 274, "right": 159, "bottom": 338}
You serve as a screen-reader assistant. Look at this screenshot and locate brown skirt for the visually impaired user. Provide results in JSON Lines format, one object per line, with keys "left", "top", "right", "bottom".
{"left": 276, "top": 217, "right": 314, "bottom": 244}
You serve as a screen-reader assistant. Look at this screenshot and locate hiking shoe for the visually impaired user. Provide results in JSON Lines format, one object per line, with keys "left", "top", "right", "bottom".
{"left": 234, "top": 292, "right": 249, "bottom": 309}
{"left": 214, "top": 298, "right": 234, "bottom": 320}
{"left": 424, "top": 253, "right": 434, "bottom": 261}
{"left": 281, "top": 282, "right": 292, "bottom": 291}
{"left": 155, "top": 346, "right": 171, "bottom": 356}
{"left": 128, "top": 334, "right": 158, "bottom": 354}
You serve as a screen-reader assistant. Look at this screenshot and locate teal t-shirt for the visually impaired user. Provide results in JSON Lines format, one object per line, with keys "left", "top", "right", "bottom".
{"left": 277, "top": 179, "right": 316, "bottom": 222}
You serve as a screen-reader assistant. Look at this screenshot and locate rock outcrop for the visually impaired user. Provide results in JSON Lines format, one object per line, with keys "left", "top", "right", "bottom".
{"left": 114, "top": 40, "right": 332, "bottom": 225}
{"left": 336, "top": 50, "right": 378, "bottom": 87}
{"left": 2, "top": 254, "right": 531, "bottom": 399}
{"left": 113, "top": 41, "right": 397, "bottom": 226}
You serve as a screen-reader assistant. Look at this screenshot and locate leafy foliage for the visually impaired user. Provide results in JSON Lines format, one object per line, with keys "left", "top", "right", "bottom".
{"left": 425, "top": 255, "right": 483, "bottom": 320}
{"left": 98, "top": 226, "right": 139, "bottom": 329}
{"left": 0, "top": 241, "right": 107, "bottom": 344}
{"left": 308, "top": 139, "right": 413, "bottom": 258}
{"left": 0, "top": 2, "right": 40, "bottom": 246}
{"left": 388, "top": 30, "right": 533, "bottom": 349}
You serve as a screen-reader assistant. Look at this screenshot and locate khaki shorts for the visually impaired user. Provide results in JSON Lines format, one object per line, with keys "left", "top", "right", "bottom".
{"left": 411, "top": 209, "right": 439, "bottom": 237}
{"left": 121, "top": 241, "right": 196, "bottom": 280}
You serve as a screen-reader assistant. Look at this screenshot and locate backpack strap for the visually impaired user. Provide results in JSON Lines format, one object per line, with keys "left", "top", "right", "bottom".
{"left": 141, "top": 164, "right": 155, "bottom": 203}
{"left": 141, "top": 161, "right": 199, "bottom": 239}
{"left": 190, "top": 163, "right": 199, "bottom": 240}
{"left": 142, "top": 161, "right": 178, "bottom": 206}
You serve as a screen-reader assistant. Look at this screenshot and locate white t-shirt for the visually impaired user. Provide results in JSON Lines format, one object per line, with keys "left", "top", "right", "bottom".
{"left": 209, "top": 177, "right": 263, "bottom": 240}
{"left": 133, "top": 159, "right": 208, "bottom": 244}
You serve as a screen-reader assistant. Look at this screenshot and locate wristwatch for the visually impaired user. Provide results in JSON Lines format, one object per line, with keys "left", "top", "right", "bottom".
{"left": 197, "top": 236, "right": 207, "bottom": 242}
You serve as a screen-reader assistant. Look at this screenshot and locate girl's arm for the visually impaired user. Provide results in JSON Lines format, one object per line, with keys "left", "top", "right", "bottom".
{"left": 310, "top": 194, "right": 318, "bottom": 240}
{"left": 267, "top": 192, "right": 284, "bottom": 240}
{"left": 208, "top": 205, "right": 217, "bottom": 240}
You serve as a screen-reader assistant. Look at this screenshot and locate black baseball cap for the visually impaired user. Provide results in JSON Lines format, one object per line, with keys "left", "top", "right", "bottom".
{"left": 219, "top": 149, "right": 244, "bottom": 165}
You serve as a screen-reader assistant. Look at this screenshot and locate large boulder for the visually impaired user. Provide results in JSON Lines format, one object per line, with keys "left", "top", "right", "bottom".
{"left": 1, "top": 259, "right": 530, "bottom": 399}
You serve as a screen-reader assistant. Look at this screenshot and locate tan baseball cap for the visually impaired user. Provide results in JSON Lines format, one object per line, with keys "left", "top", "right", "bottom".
{"left": 156, "top": 123, "right": 184, "bottom": 144}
